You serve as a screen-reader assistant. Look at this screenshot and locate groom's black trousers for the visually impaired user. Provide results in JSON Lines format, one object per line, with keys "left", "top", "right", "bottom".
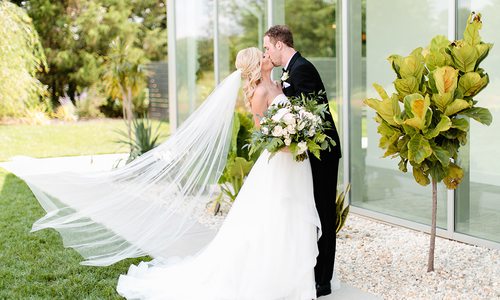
{"left": 309, "top": 151, "right": 339, "bottom": 287}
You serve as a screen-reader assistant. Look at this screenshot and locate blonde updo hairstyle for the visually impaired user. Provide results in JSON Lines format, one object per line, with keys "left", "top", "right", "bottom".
{"left": 235, "top": 47, "right": 262, "bottom": 107}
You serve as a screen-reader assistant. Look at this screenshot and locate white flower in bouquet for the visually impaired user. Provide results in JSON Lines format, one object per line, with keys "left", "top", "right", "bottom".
{"left": 297, "top": 141, "right": 308, "bottom": 154}
{"left": 297, "top": 120, "right": 306, "bottom": 131}
{"left": 248, "top": 90, "right": 336, "bottom": 162}
{"left": 283, "top": 113, "right": 296, "bottom": 126}
{"left": 271, "top": 108, "right": 290, "bottom": 122}
{"left": 308, "top": 128, "right": 316, "bottom": 137}
{"left": 262, "top": 126, "right": 269, "bottom": 135}
{"left": 272, "top": 125, "right": 284, "bottom": 137}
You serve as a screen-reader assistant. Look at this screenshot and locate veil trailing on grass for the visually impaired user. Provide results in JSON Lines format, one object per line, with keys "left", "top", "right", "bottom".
{"left": 4, "top": 70, "right": 242, "bottom": 266}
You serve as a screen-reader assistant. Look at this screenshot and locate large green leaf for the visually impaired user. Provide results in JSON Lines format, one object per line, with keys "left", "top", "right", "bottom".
{"left": 412, "top": 164, "right": 430, "bottom": 186}
{"left": 475, "top": 43, "right": 493, "bottom": 69}
{"left": 423, "top": 114, "right": 452, "bottom": 139}
{"left": 458, "top": 72, "right": 489, "bottom": 97}
{"left": 398, "top": 158, "right": 408, "bottom": 172}
{"left": 398, "top": 49, "right": 425, "bottom": 81}
{"left": 388, "top": 54, "right": 404, "bottom": 78}
{"left": 364, "top": 85, "right": 401, "bottom": 126}
{"left": 430, "top": 143, "right": 450, "bottom": 167}
{"left": 450, "top": 43, "right": 478, "bottom": 73}
{"left": 394, "top": 77, "right": 419, "bottom": 99}
{"left": 444, "top": 99, "right": 471, "bottom": 116}
{"left": 425, "top": 51, "right": 446, "bottom": 72}
{"left": 459, "top": 107, "right": 493, "bottom": 125}
{"left": 451, "top": 118, "right": 469, "bottom": 132}
{"left": 403, "top": 94, "right": 430, "bottom": 130}
{"left": 429, "top": 35, "right": 450, "bottom": 52}
{"left": 433, "top": 66, "right": 458, "bottom": 95}
{"left": 464, "top": 13, "right": 482, "bottom": 46}
{"left": 443, "top": 163, "right": 464, "bottom": 189}
{"left": 228, "top": 157, "right": 254, "bottom": 178}
{"left": 408, "top": 133, "right": 432, "bottom": 164}
{"left": 431, "top": 93, "right": 453, "bottom": 113}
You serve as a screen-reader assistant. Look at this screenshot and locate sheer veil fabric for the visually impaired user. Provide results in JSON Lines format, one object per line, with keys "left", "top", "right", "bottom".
{"left": 3, "top": 70, "right": 242, "bottom": 266}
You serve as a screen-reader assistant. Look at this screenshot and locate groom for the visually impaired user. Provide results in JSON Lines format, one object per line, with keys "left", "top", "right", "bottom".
{"left": 264, "top": 25, "right": 342, "bottom": 297}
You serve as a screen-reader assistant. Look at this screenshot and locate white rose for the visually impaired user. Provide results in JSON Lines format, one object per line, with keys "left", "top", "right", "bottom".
{"left": 282, "top": 113, "right": 296, "bottom": 125}
{"left": 271, "top": 108, "right": 290, "bottom": 122}
{"left": 308, "top": 128, "right": 316, "bottom": 137}
{"left": 272, "top": 125, "right": 284, "bottom": 137}
{"left": 297, "top": 141, "right": 308, "bottom": 154}
{"left": 261, "top": 126, "right": 269, "bottom": 135}
{"left": 286, "top": 124, "right": 296, "bottom": 134}
{"left": 284, "top": 138, "right": 291, "bottom": 146}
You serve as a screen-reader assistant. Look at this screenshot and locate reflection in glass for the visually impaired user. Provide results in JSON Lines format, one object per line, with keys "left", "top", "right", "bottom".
{"left": 350, "top": 0, "right": 449, "bottom": 228}
{"left": 456, "top": 0, "right": 500, "bottom": 243}
{"left": 175, "top": 0, "right": 215, "bottom": 123}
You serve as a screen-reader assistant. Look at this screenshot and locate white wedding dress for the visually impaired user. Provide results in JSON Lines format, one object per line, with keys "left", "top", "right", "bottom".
{"left": 116, "top": 94, "right": 323, "bottom": 300}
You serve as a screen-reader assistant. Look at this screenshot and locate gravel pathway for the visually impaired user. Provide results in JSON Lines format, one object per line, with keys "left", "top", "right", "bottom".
{"left": 337, "top": 215, "right": 500, "bottom": 299}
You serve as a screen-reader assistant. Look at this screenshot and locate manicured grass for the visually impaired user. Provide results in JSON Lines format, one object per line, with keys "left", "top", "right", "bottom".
{"left": 0, "top": 168, "right": 149, "bottom": 299}
{"left": 0, "top": 118, "right": 167, "bottom": 298}
{"left": 0, "top": 119, "right": 170, "bottom": 162}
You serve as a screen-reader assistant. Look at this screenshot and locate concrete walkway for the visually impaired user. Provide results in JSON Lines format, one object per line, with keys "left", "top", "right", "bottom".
{"left": 1, "top": 154, "right": 380, "bottom": 300}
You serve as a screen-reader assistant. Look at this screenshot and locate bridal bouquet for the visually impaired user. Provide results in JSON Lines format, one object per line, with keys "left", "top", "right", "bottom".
{"left": 248, "top": 92, "right": 336, "bottom": 162}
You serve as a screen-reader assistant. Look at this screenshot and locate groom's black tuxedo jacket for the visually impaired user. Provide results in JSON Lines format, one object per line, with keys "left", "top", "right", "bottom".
{"left": 282, "top": 52, "right": 341, "bottom": 158}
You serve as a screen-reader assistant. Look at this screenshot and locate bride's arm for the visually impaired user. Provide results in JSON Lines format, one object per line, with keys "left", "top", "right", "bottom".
{"left": 249, "top": 87, "right": 268, "bottom": 128}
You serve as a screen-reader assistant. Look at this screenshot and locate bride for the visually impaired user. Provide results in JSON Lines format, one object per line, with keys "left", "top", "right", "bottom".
{"left": 117, "top": 47, "right": 323, "bottom": 299}
{"left": 4, "top": 47, "right": 331, "bottom": 299}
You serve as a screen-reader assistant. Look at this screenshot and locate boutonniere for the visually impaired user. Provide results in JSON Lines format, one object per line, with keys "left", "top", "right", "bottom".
{"left": 281, "top": 71, "right": 289, "bottom": 82}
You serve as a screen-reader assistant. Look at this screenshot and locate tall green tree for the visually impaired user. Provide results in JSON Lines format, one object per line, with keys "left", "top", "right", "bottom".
{"left": 0, "top": 1, "right": 48, "bottom": 118}
{"left": 364, "top": 12, "right": 492, "bottom": 272}
{"left": 14, "top": 0, "right": 166, "bottom": 108}
{"left": 103, "top": 38, "right": 147, "bottom": 141}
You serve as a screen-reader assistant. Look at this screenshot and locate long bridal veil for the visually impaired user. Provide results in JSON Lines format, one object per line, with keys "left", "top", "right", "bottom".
{"left": 3, "top": 70, "right": 242, "bottom": 266}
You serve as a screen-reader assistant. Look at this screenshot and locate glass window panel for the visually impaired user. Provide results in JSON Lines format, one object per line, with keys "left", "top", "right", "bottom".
{"left": 456, "top": 1, "right": 500, "bottom": 243}
{"left": 217, "top": 0, "right": 268, "bottom": 109}
{"left": 175, "top": 0, "right": 215, "bottom": 123}
{"left": 349, "top": 0, "right": 448, "bottom": 227}
{"left": 282, "top": 0, "right": 342, "bottom": 184}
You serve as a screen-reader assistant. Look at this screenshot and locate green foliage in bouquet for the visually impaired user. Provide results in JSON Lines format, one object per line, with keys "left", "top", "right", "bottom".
{"left": 363, "top": 12, "right": 493, "bottom": 272}
{"left": 249, "top": 91, "right": 336, "bottom": 162}
{"left": 214, "top": 111, "right": 259, "bottom": 214}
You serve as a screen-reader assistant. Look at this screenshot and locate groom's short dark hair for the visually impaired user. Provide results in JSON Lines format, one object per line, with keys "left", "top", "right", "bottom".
{"left": 265, "top": 25, "right": 294, "bottom": 48}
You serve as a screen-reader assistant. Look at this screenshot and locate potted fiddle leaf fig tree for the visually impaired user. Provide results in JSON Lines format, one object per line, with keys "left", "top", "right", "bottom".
{"left": 364, "top": 12, "right": 493, "bottom": 272}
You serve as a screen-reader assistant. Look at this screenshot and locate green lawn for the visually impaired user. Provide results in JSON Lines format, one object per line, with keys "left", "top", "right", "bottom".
{"left": 0, "top": 169, "right": 148, "bottom": 299}
{"left": 0, "top": 119, "right": 170, "bottom": 162}
{"left": 0, "top": 119, "right": 168, "bottom": 298}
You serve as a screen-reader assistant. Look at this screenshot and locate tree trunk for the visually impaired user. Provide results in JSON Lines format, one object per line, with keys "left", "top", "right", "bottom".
{"left": 119, "top": 84, "right": 133, "bottom": 143}
{"left": 428, "top": 178, "right": 438, "bottom": 272}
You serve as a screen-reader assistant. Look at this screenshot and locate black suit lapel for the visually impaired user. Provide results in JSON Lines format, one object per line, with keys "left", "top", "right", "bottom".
{"left": 285, "top": 52, "right": 301, "bottom": 72}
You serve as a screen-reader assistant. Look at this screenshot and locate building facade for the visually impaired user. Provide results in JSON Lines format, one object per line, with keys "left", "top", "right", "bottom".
{"left": 167, "top": 0, "right": 500, "bottom": 248}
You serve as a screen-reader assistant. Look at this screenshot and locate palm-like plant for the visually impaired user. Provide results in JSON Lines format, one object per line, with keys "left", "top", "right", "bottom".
{"left": 103, "top": 37, "right": 147, "bottom": 141}
{"left": 115, "top": 115, "right": 164, "bottom": 163}
{"left": 336, "top": 184, "right": 351, "bottom": 234}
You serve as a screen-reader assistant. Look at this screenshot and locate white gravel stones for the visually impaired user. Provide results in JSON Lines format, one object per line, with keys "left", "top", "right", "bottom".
{"left": 337, "top": 214, "right": 500, "bottom": 299}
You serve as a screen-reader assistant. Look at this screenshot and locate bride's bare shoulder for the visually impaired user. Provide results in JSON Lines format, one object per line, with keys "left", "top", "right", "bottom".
{"left": 250, "top": 84, "right": 268, "bottom": 106}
